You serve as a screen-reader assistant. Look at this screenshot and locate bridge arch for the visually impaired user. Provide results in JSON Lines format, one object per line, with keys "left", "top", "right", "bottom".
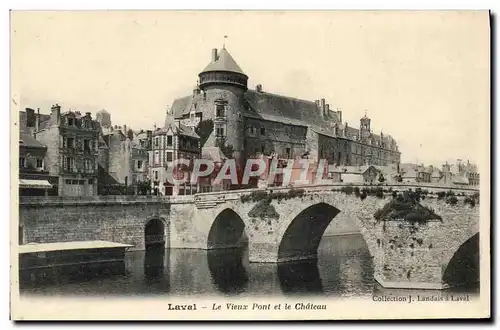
{"left": 207, "top": 208, "right": 246, "bottom": 249}
{"left": 277, "top": 202, "right": 341, "bottom": 262}
{"left": 442, "top": 232, "right": 479, "bottom": 288}
{"left": 144, "top": 217, "right": 169, "bottom": 250}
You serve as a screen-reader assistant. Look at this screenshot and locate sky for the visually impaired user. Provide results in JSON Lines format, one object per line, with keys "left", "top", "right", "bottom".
{"left": 11, "top": 11, "right": 490, "bottom": 167}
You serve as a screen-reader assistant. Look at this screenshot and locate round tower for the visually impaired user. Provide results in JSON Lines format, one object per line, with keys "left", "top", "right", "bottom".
{"left": 198, "top": 47, "right": 248, "bottom": 162}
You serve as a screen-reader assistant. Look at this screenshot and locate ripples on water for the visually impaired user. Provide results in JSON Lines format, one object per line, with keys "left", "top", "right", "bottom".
{"left": 20, "top": 234, "right": 479, "bottom": 298}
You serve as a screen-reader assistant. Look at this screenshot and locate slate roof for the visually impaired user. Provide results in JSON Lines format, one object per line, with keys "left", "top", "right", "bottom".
{"left": 155, "top": 115, "right": 200, "bottom": 139}
{"left": 200, "top": 48, "right": 246, "bottom": 76}
{"left": 244, "top": 90, "right": 338, "bottom": 129}
{"left": 19, "top": 133, "right": 46, "bottom": 149}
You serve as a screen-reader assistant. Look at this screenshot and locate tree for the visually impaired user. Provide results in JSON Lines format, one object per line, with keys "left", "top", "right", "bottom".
{"left": 127, "top": 129, "right": 134, "bottom": 140}
{"left": 195, "top": 119, "right": 214, "bottom": 147}
{"left": 215, "top": 137, "right": 234, "bottom": 158}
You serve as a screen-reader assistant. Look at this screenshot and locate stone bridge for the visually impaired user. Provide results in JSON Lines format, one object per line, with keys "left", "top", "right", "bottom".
{"left": 18, "top": 184, "right": 480, "bottom": 290}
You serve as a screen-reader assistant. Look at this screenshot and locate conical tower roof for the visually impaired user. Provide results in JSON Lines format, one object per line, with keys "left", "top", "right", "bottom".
{"left": 200, "top": 47, "right": 246, "bottom": 76}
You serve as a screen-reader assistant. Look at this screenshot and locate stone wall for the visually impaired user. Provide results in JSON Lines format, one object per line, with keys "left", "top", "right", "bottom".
{"left": 19, "top": 200, "right": 171, "bottom": 250}
{"left": 243, "top": 118, "right": 307, "bottom": 158}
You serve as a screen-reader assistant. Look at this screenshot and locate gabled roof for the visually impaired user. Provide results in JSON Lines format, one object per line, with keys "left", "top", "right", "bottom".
{"left": 155, "top": 116, "right": 200, "bottom": 139}
{"left": 200, "top": 48, "right": 246, "bottom": 76}
{"left": 19, "top": 134, "right": 46, "bottom": 149}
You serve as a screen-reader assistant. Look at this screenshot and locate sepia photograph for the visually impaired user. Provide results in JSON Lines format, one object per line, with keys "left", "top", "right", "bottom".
{"left": 9, "top": 10, "right": 490, "bottom": 320}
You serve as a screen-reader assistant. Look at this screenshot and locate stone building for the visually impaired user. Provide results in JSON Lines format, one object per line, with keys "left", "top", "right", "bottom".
{"left": 18, "top": 133, "right": 58, "bottom": 196}
{"left": 168, "top": 46, "right": 401, "bottom": 187}
{"left": 149, "top": 114, "right": 201, "bottom": 196}
{"left": 32, "top": 104, "right": 100, "bottom": 196}
{"left": 95, "top": 112, "right": 151, "bottom": 192}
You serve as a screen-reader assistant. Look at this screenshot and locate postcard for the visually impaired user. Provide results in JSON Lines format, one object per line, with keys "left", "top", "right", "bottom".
{"left": 10, "top": 10, "right": 490, "bottom": 320}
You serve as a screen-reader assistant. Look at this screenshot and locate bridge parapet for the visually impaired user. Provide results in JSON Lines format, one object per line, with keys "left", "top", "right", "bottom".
{"left": 18, "top": 195, "right": 194, "bottom": 206}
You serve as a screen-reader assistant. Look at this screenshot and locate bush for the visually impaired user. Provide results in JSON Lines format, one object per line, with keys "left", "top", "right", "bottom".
{"left": 248, "top": 200, "right": 279, "bottom": 219}
{"left": 464, "top": 196, "right": 476, "bottom": 208}
{"left": 354, "top": 187, "right": 361, "bottom": 197}
{"left": 446, "top": 195, "right": 458, "bottom": 205}
{"left": 286, "top": 188, "right": 305, "bottom": 199}
{"left": 341, "top": 185, "right": 355, "bottom": 195}
{"left": 437, "top": 191, "right": 446, "bottom": 200}
{"left": 359, "top": 191, "right": 367, "bottom": 200}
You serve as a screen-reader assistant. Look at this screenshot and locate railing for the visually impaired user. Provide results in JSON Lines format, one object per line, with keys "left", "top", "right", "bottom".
{"left": 18, "top": 182, "right": 479, "bottom": 206}
{"left": 19, "top": 194, "right": 195, "bottom": 205}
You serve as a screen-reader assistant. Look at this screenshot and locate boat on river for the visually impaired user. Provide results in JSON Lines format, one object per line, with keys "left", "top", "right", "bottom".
{"left": 18, "top": 240, "right": 133, "bottom": 288}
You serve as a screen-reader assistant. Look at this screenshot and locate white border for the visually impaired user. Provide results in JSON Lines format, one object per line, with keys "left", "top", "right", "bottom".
{"left": 2, "top": 1, "right": 498, "bottom": 328}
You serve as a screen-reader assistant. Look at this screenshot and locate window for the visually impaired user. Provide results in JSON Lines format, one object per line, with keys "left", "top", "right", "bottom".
{"left": 84, "top": 159, "right": 93, "bottom": 173}
{"left": 155, "top": 137, "right": 159, "bottom": 148}
{"left": 63, "top": 156, "right": 75, "bottom": 172}
{"left": 261, "top": 145, "right": 265, "bottom": 154}
{"left": 137, "top": 160, "right": 143, "bottom": 170}
{"left": 166, "top": 152, "right": 173, "bottom": 162}
{"left": 36, "top": 158, "right": 43, "bottom": 168}
{"left": 67, "top": 137, "right": 75, "bottom": 149}
{"left": 286, "top": 148, "right": 291, "bottom": 159}
{"left": 167, "top": 135, "right": 173, "bottom": 146}
{"left": 84, "top": 139, "right": 90, "bottom": 152}
{"left": 260, "top": 127, "right": 266, "bottom": 135}
{"left": 19, "top": 157, "right": 26, "bottom": 168}
{"left": 216, "top": 126, "right": 225, "bottom": 137}
{"left": 216, "top": 104, "right": 225, "bottom": 117}
{"left": 154, "top": 151, "right": 160, "bottom": 165}
{"left": 250, "top": 126, "right": 256, "bottom": 135}
{"left": 154, "top": 171, "right": 159, "bottom": 180}
{"left": 88, "top": 179, "right": 94, "bottom": 184}
{"left": 68, "top": 118, "right": 74, "bottom": 126}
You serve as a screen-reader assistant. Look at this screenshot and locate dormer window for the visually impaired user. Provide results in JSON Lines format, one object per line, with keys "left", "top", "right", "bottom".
{"left": 68, "top": 118, "right": 74, "bottom": 126}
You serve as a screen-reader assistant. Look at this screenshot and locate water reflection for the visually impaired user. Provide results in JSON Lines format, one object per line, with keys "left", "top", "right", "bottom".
{"left": 278, "top": 260, "right": 323, "bottom": 295}
{"left": 144, "top": 245, "right": 165, "bottom": 280}
{"left": 207, "top": 248, "right": 248, "bottom": 294}
{"left": 19, "top": 235, "right": 479, "bottom": 298}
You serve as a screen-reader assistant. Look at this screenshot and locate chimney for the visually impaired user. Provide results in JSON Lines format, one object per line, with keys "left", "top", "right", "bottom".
{"left": 50, "top": 104, "right": 61, "bottom": 125}
{"left": 325, "top": 104, "right": 330, "bottom": 114}
{"left": 321, "top": 98, "right": 326, "bottom": 111}
{"left": 256, "top": 84, "right": 263, "bottom": 92}
{"left": 212, "top": 48, "right": 218, "bottom": 62}
{"left": 337, "top": 110, "right": 343, "bottom": 123}
{"left": 35, "top": 108, "right": 40, "bottom": 132}
{"left": 315, "top": 100, "right": 320, "bottom": 108}
{"left": 85, "top": 112, "right": 91, "bottom": 118}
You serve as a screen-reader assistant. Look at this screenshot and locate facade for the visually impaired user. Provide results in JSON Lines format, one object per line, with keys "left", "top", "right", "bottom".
{"left": 95, "top": 112, "right": 151, "bottom": 194}
{"left": 149, "top": 115, "right": 201, "bottom": 195}
{"left": 34, "top": 104, "right": 100, "bottom": 196}
{"left": 168, "top": 46, "right": 401, "bottom": 187}
{"left": 18, "top": 133, "right": 58, "bottom": 196}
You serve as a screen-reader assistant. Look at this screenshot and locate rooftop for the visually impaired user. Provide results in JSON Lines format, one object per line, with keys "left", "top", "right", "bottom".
{"left": 19, "top": 240, "right": 133, "bottom": 254}
{"left": 19, "top": 133, "right": 46, "bottom": 149}
{"left": 200, "top": 47, "right": 246, "bottom": 76}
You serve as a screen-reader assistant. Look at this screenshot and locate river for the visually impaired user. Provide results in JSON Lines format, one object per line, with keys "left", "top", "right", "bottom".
{"left": 19, "top": 234, "right": 479, "bottom": 298}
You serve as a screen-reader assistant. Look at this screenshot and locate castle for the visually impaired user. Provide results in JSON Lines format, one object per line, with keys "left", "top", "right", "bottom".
{"left": 167, "top": 46, "right": 401, "bottom": 171}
